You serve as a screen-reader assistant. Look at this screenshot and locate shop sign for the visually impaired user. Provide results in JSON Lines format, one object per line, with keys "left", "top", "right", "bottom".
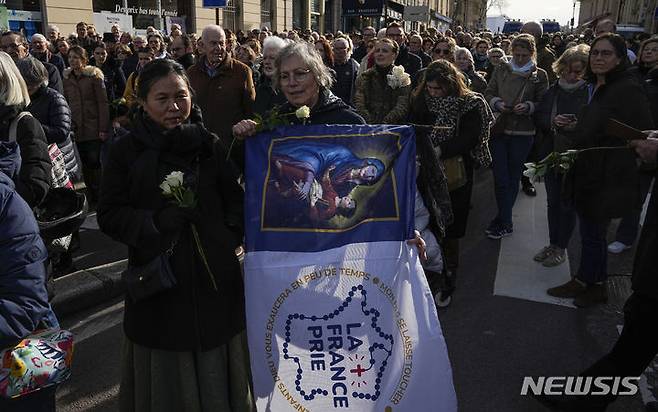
{"left": 93, "top": 12, "right": 133, "bottom": 34}
{"left": 6, "top": 9, "right": 41, "bottom": 21}
{"left": 342, "top": 0, "right": 384, "bottom": 17}
{"left": 202, "top": 0, "right": 227, "bottom": 7}
{"left": 114, "top": 5, "right": 178, "bottom": 17}
{"left": 404, "top": 5, "right": 429, "bottom": 22}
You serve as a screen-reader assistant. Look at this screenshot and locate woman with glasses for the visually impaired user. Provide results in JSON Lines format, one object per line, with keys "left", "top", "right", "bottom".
{"left": 546, "top": 34, "right": 653, "bottom": 308}
{"left": 353, "top": 38, "right": 411, "bottom": 124}
{"left": 484, "top": 34, "right": 549, "bottom": 240}
{"left": 233, "top": 41, "right": 363, "bottom": 138}
{"left": 409, "top": 60, "right": 493, "bottom": 307}
{"left": 432, "top": 37, "right": 456, "bottom": 63}
{"left": 484, "top": 47, "right": 506, "bottom": 81}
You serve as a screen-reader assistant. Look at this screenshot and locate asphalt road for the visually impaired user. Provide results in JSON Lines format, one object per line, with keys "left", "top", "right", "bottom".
{"left": 56, "top": 169, "right": 652, "bottom": 411}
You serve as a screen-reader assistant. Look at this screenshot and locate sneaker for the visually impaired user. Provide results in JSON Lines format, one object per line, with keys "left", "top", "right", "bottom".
{"left": 607, "top": 241, "right": 631, "bottom": 254}
{"left": 487, "top": 225, "right": 513, "bottom": 239}
{"left": 484, "top": 219, "right": 500, "bottom": 235}
{"left": 542, "top": 247, "right": 566, "bottom": 267}
{"left": 434, "top": 292, "right": 452, "bottom": 308}
{"left": 533, "top": 245, "right": 555, "bottom": 262}
{"left": 573, "top": 284, "right": 608, "bottom": 308}
{"left": 547, "top": 278, "right": 585, "bottom": 298}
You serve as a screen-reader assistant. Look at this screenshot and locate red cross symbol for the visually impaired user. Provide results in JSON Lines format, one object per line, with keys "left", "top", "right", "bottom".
{"left": 350, "top": 364, "right": 366, "bottom": 377}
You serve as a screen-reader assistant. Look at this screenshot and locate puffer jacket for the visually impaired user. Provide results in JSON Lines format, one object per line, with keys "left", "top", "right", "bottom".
{"left": 485, "top": 62, "right": 549, "bottom": 136}
{"left": 0, "top": 141, "right": 58, "bottom": 348}
{"left": 354, "top": 65, "right": 411, "bottom": 124}
{"left": 0, "top": 105, "right": 51, "bottom": 207}
{"left": 27, "top": 84, "right": 79, "bottom": 179}
{"left": 63, "top": 66, "right": 110, "bottom": 142}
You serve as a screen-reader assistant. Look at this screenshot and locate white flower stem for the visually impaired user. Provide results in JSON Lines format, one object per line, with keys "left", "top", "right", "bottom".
{"left": 191, "top": 223, "right": 218, "bottom": 291}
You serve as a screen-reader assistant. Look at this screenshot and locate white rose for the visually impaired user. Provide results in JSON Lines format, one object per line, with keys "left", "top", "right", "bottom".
{"left": 522, "top": 168, "right": 536, "bottom": 180}
{"left": 159, "top": 181, "right": 172, "bottom": 195}
{"left": 392, "top": 65, "right": 405, "bottom": 76}
{"left": 164, "top": 171, "right": 184, "bottom": 188}
{"left": 399, "top": 73, "right": 411, "bottom": 87}
{"left": 295, "top": 105, "right": 311, "bottom": 119}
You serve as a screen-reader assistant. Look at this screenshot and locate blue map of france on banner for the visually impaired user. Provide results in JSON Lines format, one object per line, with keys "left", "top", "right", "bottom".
{"left": 244, "top": 124, "right": 457, "bottom": 411}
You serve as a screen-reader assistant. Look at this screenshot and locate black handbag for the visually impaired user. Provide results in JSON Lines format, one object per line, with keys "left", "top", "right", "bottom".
{"left": 122, "top": 242, "right": 177, "bottom": 302}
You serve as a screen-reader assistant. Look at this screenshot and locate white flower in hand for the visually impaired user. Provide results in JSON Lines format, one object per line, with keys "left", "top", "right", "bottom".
{"left": 295, "top": 105, "right": 311, "bottom": 120}
{"left": 159, "top": 181, "right": 172, "bottom": 195}
{"left": 164, "top": 171, "right": 184, "bottom": 189}
{"left": 392, "top": 66, "right": 405, "bottom": 76}
{"left": 523, "top": 163, "right": 537, "bottom": 180}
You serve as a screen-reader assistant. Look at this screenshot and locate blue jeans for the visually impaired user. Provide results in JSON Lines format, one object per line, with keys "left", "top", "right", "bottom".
{"left": 544, "top": 170, "right": 576, "bottom": 249}
{"left": 490, "top": 134, "right": 534, "bottom": 226}
{"left": 576, "top": 214, "right": 609, "bottom": 284}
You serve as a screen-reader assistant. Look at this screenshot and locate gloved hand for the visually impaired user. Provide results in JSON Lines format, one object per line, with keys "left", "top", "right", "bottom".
{"left": 154, "top": 206, "right": 199, "bottom": 234}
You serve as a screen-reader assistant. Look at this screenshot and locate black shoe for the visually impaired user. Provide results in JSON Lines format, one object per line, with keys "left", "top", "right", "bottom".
{"left": 522, "top": 178, "right": 537, "bottom": 196}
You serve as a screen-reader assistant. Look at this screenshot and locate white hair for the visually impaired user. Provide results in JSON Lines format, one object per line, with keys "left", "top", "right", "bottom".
{"left": 273, "top": 41, "right": 334, "bottom": 90}
{"left": 455, "top": 47, "right": 474, "bottom": 63}
{"left": 31, "top": 33, "right": 47, "bottom": 43}
{"left": 47, "top": 25, "right": 60, "bottom": 33}
{"left": 333, "top": 37, "right": 353, "bottom": 58}
{"left": 263, "top": 36, "right": 286, "bottom": 54}
{"left": 201, "top": 25, "right": 225, "bottom": 42}
{"left": 0, "top": 52, "right": 31, "bottom": 107}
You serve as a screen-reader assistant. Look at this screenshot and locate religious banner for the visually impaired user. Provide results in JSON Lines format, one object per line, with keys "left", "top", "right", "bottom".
{"left": 244, "top": 124, "right": 457, "bottom": 411}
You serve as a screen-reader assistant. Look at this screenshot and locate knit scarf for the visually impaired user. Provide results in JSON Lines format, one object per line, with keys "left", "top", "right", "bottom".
{"left": 511, "top": 60, "right": 535, "bottom": 74}
{"left": 425, "top": 93, "right": 494, "bottom": 168}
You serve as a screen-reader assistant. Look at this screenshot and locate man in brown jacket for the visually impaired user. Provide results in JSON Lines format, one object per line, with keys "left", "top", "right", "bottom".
{"left": 187, "top": 25, "right": 255, "bottom": 169}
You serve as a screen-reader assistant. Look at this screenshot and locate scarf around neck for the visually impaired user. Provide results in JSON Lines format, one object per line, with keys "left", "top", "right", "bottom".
{"left": 511, "top": 60, "right": 535, "bottom": 74}
{"left": 425, "top": 92, "right": 494, "bottom": 168}
{"left": 558, "top": 78, "right": 586, "bottom": 92}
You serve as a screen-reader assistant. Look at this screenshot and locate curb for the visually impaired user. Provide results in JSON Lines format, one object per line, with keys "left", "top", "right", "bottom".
{"left": 51, "top": 259, "right": 127, "bottom": 317}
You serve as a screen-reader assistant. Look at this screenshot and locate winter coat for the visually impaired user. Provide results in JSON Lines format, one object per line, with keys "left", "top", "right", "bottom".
{"left": 97, "top": 59, "right": 127, "bottom": 102}
{"left": 63, "top": 66, "right": 110, "bottom": 142}
{"left": 177, "top": 53, "right": 196, "bottom": 70}
{"left": 534, "top": 81, "right": 589, "bottom": 155}
{"left": 123, "top": 71, "right": 139, "bottom": 107}
{"left": 566, "top": 70, "right": 654, "bottom": 221}
{"left": 463, "top": 67, "right": 487, "bottom": 94}
{"left": 632, "top": 162, "right": 658, "bottom": 301}
{"left": 187, "top": 56, "right": 255, "bottom": 147}
{"left": 27, "top": 84, "right": 79, "bottom": 179}
{"left": 254, "top": 75, "right": 286, "bottom": 117}
{"left": 331, "top": 58, "right": 360, "bottom": 105}
{"left": 395, "top": 44, "right": 422, "bottom": 77}
{"left": 485, "top": 62, "right": 549, "bottom": 136}
{"left": 277, "top": 88, "right": 365, "bottom": 126}
{"left": 537, "top": 45, "right": 557, "bottom": 85}
{"left": 354, "top": 65, "right": 411, "bottom": 124}
{"left": 0, "top": 105, "right": 51, "bottom": 207}
{"left": 412, "top": 50, "right": 432, "bottom": 69}
{"left": 0, "top": 141, "right": 58, "bottom": 348}
{"left": 629, "top": 65, "right": 658, "bottom": 125}
{"left": 121, "top": 54, "right": 139, "bottom": 79}
{"left": 97, "top": 108, "right": 245, "bottom": 351}
{"left": 34, "top": 52, "right": 65, "bottom": 76}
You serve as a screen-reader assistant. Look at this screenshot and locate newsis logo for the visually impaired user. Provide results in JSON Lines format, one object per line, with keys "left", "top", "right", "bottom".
{"left": 521, "top": 376, "right": 640, "bottom": 396}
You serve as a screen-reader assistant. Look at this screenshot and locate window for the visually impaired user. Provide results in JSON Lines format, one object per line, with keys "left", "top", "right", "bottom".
{"left": 261, "top": 0, "right": 274, "bottom": 30}
{"left": 223, "top": 0, "right": 237, "bottom": 32}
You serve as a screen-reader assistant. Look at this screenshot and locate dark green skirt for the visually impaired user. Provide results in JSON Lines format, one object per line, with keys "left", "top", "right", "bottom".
{"left": 119, "top": 331, "right": 255, "bottom": 412}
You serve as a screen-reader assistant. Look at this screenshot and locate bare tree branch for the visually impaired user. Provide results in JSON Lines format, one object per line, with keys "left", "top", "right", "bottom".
{"left": 486, "top": 0, "right": 508, "bottom": 15}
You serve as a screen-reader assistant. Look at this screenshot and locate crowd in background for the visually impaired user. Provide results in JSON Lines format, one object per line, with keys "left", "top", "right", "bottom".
{"left": 1, "top": 15, "right": 658, "bottom": 412}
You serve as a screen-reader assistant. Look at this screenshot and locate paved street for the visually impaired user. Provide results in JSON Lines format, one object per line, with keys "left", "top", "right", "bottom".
{"left": 55, "top": 170, "right": 655, "bottom": 411}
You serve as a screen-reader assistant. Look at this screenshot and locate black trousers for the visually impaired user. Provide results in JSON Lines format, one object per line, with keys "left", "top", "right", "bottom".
{"left": 578, "top": 292, "right": 658, "bottom": 410}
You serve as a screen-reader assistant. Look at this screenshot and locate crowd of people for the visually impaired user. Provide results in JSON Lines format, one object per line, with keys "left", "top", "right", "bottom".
{"left": 1, "top": 15, "right": 657, "bottom": 412}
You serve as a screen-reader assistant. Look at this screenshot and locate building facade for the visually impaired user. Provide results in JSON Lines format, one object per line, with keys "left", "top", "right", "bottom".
{"left": 452, "top": 0, "right": 487, "bottom": 30}
{"left": 1, "top": 0, "right": 460, "bottom": 39}
{"left": 578, "top": 0, "right": 658, "bottom": 33}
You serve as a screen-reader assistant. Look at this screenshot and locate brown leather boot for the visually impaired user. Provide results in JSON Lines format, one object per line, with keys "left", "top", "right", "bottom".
{"left": 547, "top": 278, "right": 586, "bottom": 298}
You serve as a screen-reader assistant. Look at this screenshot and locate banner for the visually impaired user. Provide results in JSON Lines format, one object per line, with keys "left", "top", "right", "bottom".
{"left": 244, "top": 125, "right": 457, "bottom": 411}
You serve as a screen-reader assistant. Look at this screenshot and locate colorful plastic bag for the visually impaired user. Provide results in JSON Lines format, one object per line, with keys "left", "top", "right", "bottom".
{"left": 0, "top": 329, "right": 74, "bottom": 399}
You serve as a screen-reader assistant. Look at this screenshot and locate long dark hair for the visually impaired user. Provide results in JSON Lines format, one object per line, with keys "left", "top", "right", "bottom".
{"left": 584, "top": 33, "right": 629, "bottom": 83}
{"left": 412, "top": 60, "right": 470, "bottom": 101}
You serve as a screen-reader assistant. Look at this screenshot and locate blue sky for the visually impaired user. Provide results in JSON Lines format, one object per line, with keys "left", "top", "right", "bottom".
{"left": 488, "top": 0, "right": 580, "bottom": 27}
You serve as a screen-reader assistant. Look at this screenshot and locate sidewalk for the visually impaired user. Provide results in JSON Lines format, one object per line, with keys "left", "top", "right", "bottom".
{"left": 52, "top": 259, "right": 127, "bottom": 318}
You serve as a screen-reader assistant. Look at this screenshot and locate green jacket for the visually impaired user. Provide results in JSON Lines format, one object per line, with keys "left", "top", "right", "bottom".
{"left": 354, "top": 66, "right": 411, "bottom": 124}
{"left": 485, "top": 62, "right": 549, "bottom": 136}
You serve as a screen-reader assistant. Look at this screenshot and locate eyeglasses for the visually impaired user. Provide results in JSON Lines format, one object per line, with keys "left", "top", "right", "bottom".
{"left": 279, "top": 69, "right": 312, "bottom": 84}
{"left": 433, "top": 49, "right": 452, "bottom": 55}
{"left": 591, "top": 49, "right": 615, "bottom": 57}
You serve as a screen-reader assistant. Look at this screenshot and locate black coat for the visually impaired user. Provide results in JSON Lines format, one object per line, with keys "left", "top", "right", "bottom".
{"left": 97, "top": 59, "right": 127, "bottom": 102}
{"left": 395, "top": 45, "right": 422, "bottom": 77}
{"left": 630, "top": 65, "right": 658, "bottom": 125}
{"left": 254, "top": 76, "right": 287, "bottom": 117}
{"left": 177, "top": 53, "right": 196, "bottom": 70}
{"left": 121, "top": 55, "right": 139, "bottom": 79}
{"left": 331, "top": 59, "right": 360, "bottom": 105}
{"left": 277, "top": 88, "right": 365, "bottom": 126}
{"left": 632, "top": 163, "right": 658, "bottom": 300}
{"left": 97, "top": 110, "right": 245, "bottom": 351}
{"left": 0, "top": 105, "right": 51, "bottom": 207}
{"left": 568, "top": 70, "right": 654, "bottom": 221}
{"left": 27, "top": 85, "right": 79, "bottom": 180}
{"left": 43, "top": 60, "right": 64, "bottom": 95}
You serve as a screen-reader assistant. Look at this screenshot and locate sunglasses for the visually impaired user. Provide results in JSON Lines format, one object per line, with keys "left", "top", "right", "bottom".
{"left": 433, "top": 49, "right": 452, "bottom": 55}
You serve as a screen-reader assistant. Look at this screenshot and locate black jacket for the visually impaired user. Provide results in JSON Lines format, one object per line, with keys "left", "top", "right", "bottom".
{"left": 632, "top": 163, "right": 658, "bottom": 300}
{"left": 121, "top": 54, "right": 139, "bottom": 79}
{"left": 352, "top": 44, "right": 368, "bottom": 63}
{"left": 97, "top": 59, "right": 127, "bottom": 102}
{"left": 568, "top": 70, "right": 654, "bottom": 221}
{"left": 630, "top": 65, "right": 658, "bottom": 125}
{"left": 43, "top": 60, "right": 64, "bottom": 95}
{"left": 0, "top": 105, "right": 51, "bottom": 207}
{"left": 413, "top": 50, "right": 432, "bottom": 69}
{"left": 395, "top": 45, "right": 422, "bottom": 77}
{"left": 278, "top": 88, "right": 365, "bottom": 126}
{"left": 27, "top": 85, "right": 79, "bottom": 179}
{"left": 254, "top": 75, "right": 287, "bottom": 117}
{"left": 97, "top": 109, "right": 245, "bottom": 351}
{"left": 177, "top": 53, "right": 196, "bottom": 70}
{"left": 331, "top": 59, "right": 360, "bottom": 105}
